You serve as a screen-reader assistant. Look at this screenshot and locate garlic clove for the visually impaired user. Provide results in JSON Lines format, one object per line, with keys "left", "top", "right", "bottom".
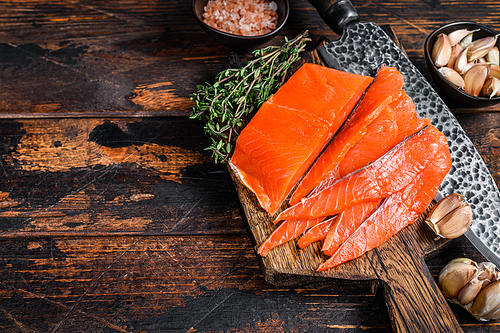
{"left": 460, "top": 31, "right": 475, "bottom": 48}
{"left": 438, "top": 258, "right": 478, "bottom": 300}
{"left": 486, "top": 46, "right": 500, "bottom": 65}
{"left": 467, "top": 35, "right": 498, "bottom": 62}
{"left": 426, "top": 193, "right": 466, "bottom": 224}
{"left": 434, "top": 203, "right": 472, "bottom": 239}
{"left": 488, "top": 64, "right": 500, "bottom": 80}
{"left": 454, "top": 46, "right": 470, "bottom": 74}
{"left": 457, "top": 262, "right": 498, "bottom": 306}
{"left": 446, "top": 44, "right": 463, "bottom": 69}
{"left": 448, "top": 29, "right": 472, "bottom": 46}
{"left": 432, "top": 33, "right": 452, "bottom": 67}
{"left": 438, "top": 67, "right": 465, "bottom": 89}
{"left": 481, "top": 77, "right": 500, "bottom": 98}
{"left": 464, "top": 64, "right": 490, "bottom": 96}
{"left": 470, "top": 280, "right": 500, "bottom": 321}
{"left": 425, "top": 193, "right": 471, "bottom": 239}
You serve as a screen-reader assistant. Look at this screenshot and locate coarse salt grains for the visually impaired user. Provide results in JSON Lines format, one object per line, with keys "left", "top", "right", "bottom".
{"left": 202, "top": 0, "right": 278, "bottom": 36}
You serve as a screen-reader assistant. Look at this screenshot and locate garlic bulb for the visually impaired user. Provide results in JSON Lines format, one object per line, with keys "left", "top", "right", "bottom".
{"left": 438, "top": 258, "right": 500, "bottom": 321}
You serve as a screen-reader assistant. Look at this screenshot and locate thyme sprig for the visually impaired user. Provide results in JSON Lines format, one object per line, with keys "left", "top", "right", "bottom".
{"left": 190, "top": 31, "right": 310, "bottom": 163}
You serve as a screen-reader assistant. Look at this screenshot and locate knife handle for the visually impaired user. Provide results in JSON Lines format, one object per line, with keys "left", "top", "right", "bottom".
{"left": 307, "top": 0, "right": 358, "bottom": 35}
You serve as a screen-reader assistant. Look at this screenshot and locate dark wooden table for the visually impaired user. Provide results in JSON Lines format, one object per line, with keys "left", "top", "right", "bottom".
{"left": 1, "top": 1, "right": 500, "bottom": 332}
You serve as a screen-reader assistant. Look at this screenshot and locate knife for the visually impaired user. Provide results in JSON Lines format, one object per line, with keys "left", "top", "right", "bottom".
{"left": 305, "top": 0, "right": 500, "bottom": 330}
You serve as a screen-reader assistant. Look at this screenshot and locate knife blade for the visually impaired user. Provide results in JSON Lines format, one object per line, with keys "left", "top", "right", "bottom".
{"left": 309, "top": 0, "right": 500, "bottom": 270}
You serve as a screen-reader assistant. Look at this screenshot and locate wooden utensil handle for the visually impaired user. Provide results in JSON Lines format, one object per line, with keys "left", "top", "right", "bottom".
{"left": 377, "top": 248, "right": 463, "bottom": 332}
{"left": 307, "top": 0, "right": 358, "bottom": 34}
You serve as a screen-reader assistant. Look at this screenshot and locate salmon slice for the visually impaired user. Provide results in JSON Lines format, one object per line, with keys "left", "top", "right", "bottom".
{"left": 322, "top": 200, "right": 380, "bottom": 257}
{"left": 275, "top": 125, "right": 440, "bottom": 222}
{"left": 317, "top": 130, "right": 452, "bottom": 271}
{"left": 257, "top": 217, "right": 325, "bottom": 257}
{"left": 229, "top": 63, "right": 373, "bottom": 215}
{"left": 309, "top": 90, "right": 412, "bottom": 198}
{"left": 337, "top": 105, "right": 397, "bottom": 178}
{"left": 297, "top": 216, "right": 338, "bottom": 249}
{"left": 289, "top": 66, "right": 405, "bottom": 206}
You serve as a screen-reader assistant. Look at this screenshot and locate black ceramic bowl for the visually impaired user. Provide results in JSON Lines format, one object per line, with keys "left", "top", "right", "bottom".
{"left": 192, "top": 0, "right": 289, "bottom": 51}
{"left": 424, "top": 21, "right": 500, "bottom": 108}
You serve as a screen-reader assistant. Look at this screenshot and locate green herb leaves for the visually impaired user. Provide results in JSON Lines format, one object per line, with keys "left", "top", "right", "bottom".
{"left": 190, "top": 31, "right": 310, "bottom": 163}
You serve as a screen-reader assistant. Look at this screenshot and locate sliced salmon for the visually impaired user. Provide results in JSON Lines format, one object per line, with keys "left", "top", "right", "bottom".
{"left": 229, "top": 63, "right": 373, "bottom": 215}
{"left": 257, "top": 217, "right": 325, "bottom": 257}
{"left": 289, "top": 66, "right": 404, "bottom": 206}
{"left": 321, "top": 200, "right": 380, "bottom": 256}
{"left": 337, "top": 105, "right": 397, "bottom": 178}
{"left": 297, "top": 216, "right": 338, "bottom": 249}
{"left": 317, "top": 130, "right": 452, "bottom": 271}
{"left": 275, "top": 125, "right": 441, "bottom": 222}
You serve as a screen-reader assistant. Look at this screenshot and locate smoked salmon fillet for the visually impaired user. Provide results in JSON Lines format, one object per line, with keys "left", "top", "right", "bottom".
{"left": 317, "top": 130, "right": 452, "bottom": 271}
{"left": 297, "top": 216, "right": 338, "bottom": 249}
{"left": 289, "top": 66, "right": 404, "bottom": 206}
{"left": 321, "top": 200, "right": 380, "bottom": 256}
{"left": 229, "top": 63, "right": 373, "bottom": 215}
{"left": 275, "top": 125, "right": 440, "bottom": 222}
{"left": 257, "top": 217, "right": 325, "bottom": 257}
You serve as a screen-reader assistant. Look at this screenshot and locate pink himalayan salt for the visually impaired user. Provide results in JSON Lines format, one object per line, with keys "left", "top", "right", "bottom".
{"left": 203, "top": 0, "right": 278, "bottom": 36}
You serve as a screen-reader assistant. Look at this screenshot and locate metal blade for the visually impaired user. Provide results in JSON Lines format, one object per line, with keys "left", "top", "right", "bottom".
{"left": 319, "top": 21, "right": 500, "bottom": 268}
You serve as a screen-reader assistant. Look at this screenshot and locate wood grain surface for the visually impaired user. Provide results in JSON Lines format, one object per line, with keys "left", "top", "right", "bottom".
{"left": 1, "top": 0, "right": 500, "bottom": 332}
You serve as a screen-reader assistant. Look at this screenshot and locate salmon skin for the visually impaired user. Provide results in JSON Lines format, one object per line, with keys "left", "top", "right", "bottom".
{"left": 275, "top": 125, "right": 440, "bottom": 222}
{"left": 317, "top": 130, "right": 452, "bottom": 271}
{"left": 229, "top": 63, "right": 373, "bottom": 215}
{"left": 289, "top": 66, "right": 404, "bottom": 206}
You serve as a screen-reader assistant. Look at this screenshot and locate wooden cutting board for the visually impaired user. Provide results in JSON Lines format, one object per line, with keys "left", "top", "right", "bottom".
{"left": 227, "top": 29, "right": 464, "bottom": 333}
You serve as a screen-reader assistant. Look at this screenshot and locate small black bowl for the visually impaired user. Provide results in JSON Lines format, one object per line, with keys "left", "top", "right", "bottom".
{"left": 424, "top": 21, "right": 500, "bottom": 108}
{"left": 192, "top": 0, "right": 289, "bottom": 52}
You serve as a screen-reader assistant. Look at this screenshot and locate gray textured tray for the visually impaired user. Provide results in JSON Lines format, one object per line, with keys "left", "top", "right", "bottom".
{"left": 320, "top": 22, "right": 500, "bottom": 266}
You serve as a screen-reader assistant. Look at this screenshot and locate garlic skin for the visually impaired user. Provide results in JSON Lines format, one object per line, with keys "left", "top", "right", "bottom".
{"left": 458, "top": 262, "right": 498, "bottom": 306}
{"left": 438, "top": 258, "right": 478, "bottom": 300}
{"left": 425, "top": 193, "right": 472, "bottom": 239}
{"left": 432, "top": 33, "right": 452, "bottom": 67}
{"left": 470, "top": 280, "right": 500, "bottom": 321}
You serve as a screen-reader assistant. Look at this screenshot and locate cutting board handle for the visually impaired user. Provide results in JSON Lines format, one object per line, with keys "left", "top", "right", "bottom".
{"left": 373, "top": 233, "right": 464, "bottom": 333}
{"left": 307, "top": 0, "right": 358, "bottom": 34}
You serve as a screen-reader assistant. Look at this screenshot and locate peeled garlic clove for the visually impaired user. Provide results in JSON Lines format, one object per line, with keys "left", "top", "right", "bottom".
{"left": 482, "top": 77, "right": 500, "bottom": 98}
{"left": 438, "top": 258, "right": 478, "bottom": 300}
{"left": 460, "top": 31, "right": 475, "bottom": 48}
{"left": 458, "top": 262, "right": 498, "bottom": 306}
{"left": 470, "top": 280, "right": 500, "bottom": 321}
{"left": 438, "top": 67, "right": 465, "bottom": 89}
{"left": 432, "top": 33, "right": 452, "bottom": 67}
{"left": 448, "top": 29, "right": 472, "bottom": 46}
{"left": 454, "top": 46, "right": 470, "bottom": 74}
{"left": 464, "top": 64, "right": 490, "bottom": 96}
{"left": 467, "top": 35, "right": 498, "bottom": 62}
{"left": 446, "top": 44, "right": 463, "bottom": 68}
{"left": 487, "top": 46, "right": 500, "bottom": 65}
